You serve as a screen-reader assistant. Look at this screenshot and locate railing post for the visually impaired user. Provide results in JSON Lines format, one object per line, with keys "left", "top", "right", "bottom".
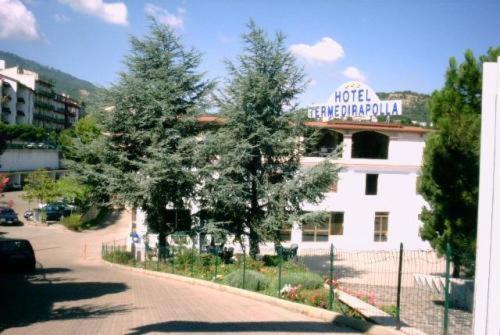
{"left": 396, "top": 242, "right": 404, "bottom": 330}
{"left": 242, "top": 246, "right": 247, "bottom": 289}
{"left": 328, "top": 243, "right": 334, "bottom": 310}
{"left": 443, "top": 243, "right": 451, "bottom": 335}
{"left": 156, "top": 247, "right": 160, "bottom": 271}
{"left": 214, "top": 251, "right": 219, "bottom": 281}
{"left": 191, "top": 247, "right": 195, "bottom": 277}
{"left": 278, "top": 248, "right": 283, "bottom": 297}
{"left": 171, "top": 247, "right": 175, "bottom": 274}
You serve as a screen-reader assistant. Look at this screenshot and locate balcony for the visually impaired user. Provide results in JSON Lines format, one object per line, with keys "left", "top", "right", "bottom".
{"left": 2, "top": 107, "right": 11, "bottom": 115}
{"left": 2, "top": 81, "right": 11, "bottom": 88}
{"left": 17, "top": 110, "right": 25, "bottom": 116}
{"left": 17, "top": 97, "right": 25, "bottom": 104}
{"left": 34, "top": 101, "right": 55, "bottom": 111}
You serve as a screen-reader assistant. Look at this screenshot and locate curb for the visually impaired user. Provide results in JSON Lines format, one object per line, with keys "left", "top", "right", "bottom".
{"left": 102, "top": 260, "right": 403, "bottom": 335}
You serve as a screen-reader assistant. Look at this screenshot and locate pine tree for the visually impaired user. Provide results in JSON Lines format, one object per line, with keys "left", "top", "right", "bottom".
{"left": 420, "top": 47, "right": 500, "bottom": 277}
{"left": 103, "top": 19, "right": 213, "bottom": 248}
{"left": 198, "top": 22, "right": 338, "bottom": 258}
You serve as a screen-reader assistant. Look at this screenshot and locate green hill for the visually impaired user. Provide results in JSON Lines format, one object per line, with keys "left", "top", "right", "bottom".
{"left": 377, "top": 91, "right": 430, "bottom": 122}
{"left": 0, "top": 50, "right": 101, "bottom": 102}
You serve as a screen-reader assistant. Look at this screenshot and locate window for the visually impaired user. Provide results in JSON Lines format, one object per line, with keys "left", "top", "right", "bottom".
{"left": 374, "top": 212, "right": 389, "bottom": 242}
{"left": 351, "top": 131, "right": 389, "bottom": 159}
{"left": 302, "top": 220, "right": 329, "bottom": 242}
{"left": 365, "top": 174, "right": 378, "bottom": 195}
{"left": 279, "top": 229, "right": 292, "bottom": 242}
{"left": 330, "top": 212, "right": 344, "bottom": 235}
{"left": 304, "top": 129, "right": 343, "bottom": 157}
{"left": 302, "top": 212, "right": 344, "bottom": 241}
{"left": 416, "top": 176, "right": 422, "bottom": 194}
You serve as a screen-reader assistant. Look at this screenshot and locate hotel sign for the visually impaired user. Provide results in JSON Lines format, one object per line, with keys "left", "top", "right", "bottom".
{"left": 308, "top": 81, "right": 403, "bottom": 120}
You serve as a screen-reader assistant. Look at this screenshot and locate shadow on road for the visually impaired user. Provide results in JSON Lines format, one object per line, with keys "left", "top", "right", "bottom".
{"left": 126, "top": 321, "right": 360, "bottom": 334}
{"left": 0, "top": 267, "right": 130, "bottom": 332}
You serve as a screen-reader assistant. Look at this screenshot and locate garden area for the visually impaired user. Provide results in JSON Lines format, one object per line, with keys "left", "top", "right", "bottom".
{"left": 101, "top": 243, "right": 361, "bottom": 318}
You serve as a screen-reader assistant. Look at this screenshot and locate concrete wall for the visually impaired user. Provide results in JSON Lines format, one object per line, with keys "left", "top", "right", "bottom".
{"left": 0, "top": 149, "right": 60, "bottom": 172}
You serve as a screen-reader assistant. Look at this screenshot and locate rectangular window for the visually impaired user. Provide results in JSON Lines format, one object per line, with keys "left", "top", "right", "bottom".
{"left": 330, "top": 212, "right": 344, "bottom": 235}
{"left": 302, "top": 220, "right": 329, "bottom": 242}
{"left": 374, "top": 212, "right": 389, "bottom": 242}
{"left": 416, "top": 176, "right": 421, "bottom": 194}
{"left": 365, "top": 174, "right": 378, "bottom": 195}
{"left": 279, "top": 229, "right": 292, "bottom": 242}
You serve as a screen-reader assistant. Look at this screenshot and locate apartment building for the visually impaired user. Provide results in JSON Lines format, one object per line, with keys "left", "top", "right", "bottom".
{"left": 0, "top": 60, "right": 80, "bottom": 130}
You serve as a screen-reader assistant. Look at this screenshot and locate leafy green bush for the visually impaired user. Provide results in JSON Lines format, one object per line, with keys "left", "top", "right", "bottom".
{"left": 274, "top": 271, "right": 324, "bottom": 290}
{"left": 262, "top": 255, "right": 281, "bottom": 267}
{"left": 61, "top": 213, "right": 82, "bottom": 231}
{"left": 381, "top": 305, "right": 398, "bottom": 317}
{"left": 103, "top": 250, "right": 133, "bottom": 265}
{"left": 223, "top": 269, "right": 270, "bottom": 291}
{"left": 235, "top": 256, "right": 264, "bottom": 270}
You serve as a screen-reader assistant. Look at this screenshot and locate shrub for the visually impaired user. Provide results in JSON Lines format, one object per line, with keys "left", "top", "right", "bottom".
{"left": 104, "top": 250, "right": 133, "bottom": 265}
{"left": 274, "top": 271, "right": 324, "bottom": 290}
{"left": 223, "top": 269, "right": 270, "bottom": 291}
{"left": 262, "top": 255, "right": 280, "bottom": 267}
{"left": 236, "top": 257, "right": 264, "bottom": 270}
{"left": 299, "top": 288, "right": 329, "bottom": 309}
{"left": 61, "top": 214, "right": 82, "bottom": 231}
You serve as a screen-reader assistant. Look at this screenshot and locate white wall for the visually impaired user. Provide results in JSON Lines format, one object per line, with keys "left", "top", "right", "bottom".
{"left": 0, "top": 149, "right": 59, "bottom": 172}
{"left": 473, "top": 58, "right": 500, "bottom": 335}
{"left": 302, "top": 169, "right": 429, "bottom": 251}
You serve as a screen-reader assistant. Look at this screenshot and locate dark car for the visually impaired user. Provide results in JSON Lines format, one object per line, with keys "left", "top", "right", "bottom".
{"left": 0, "top": 239, "right": 36, "bottom": 272}
{"left": 0, "top": 208, "right": 20, "bottom": 226}
{"left": 44, "top": 203, "right": 71, "bottom": 221}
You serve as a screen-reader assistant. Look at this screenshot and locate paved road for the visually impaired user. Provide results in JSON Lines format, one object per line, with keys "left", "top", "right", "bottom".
{"left": 0, "top": 196, "right": 359, "bottom": 335}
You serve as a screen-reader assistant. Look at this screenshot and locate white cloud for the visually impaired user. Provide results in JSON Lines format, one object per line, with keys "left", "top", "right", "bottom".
{"left": 290, "top": 37, "right": 344, "bottom": 63}
{"left": 342, "top": 66, "right": 367, "bottom": 82}
{"left": 54, "top": 13, "right": 71, "bottom": 23}
{"left": 58, "top": 0, "right": 128, "bottom": 25}
{"left": 145, "top": 4, "right": 185, "bottom": 29}
{"left": 0, "top": 0, "right": 40, "bottom": 40}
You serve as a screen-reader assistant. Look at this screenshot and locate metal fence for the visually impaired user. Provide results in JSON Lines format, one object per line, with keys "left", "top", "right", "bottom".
{"left": 101, "top": 240, "right": 473, "bottom": 335}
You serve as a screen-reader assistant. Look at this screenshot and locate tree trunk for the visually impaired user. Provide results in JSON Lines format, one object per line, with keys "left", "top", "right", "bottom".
{"left": 249, "top": 226, "right": 260, "bottom": 259}
{"left": 452, "top": 258, "right": 461, "bottom": 278}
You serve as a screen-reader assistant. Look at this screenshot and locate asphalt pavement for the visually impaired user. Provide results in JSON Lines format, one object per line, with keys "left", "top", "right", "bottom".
{"left": 0, "top": 192, "right": 359, "bottom": 335}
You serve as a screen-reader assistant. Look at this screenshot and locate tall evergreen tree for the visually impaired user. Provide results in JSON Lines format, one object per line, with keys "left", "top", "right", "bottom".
{"left": 420, "top": 47, "right": 500, "bottom": 277}
{"left": 103, "top": 19, "right": 212, "bottom": 248}
{"left": 198, "top": 22, "right": 338, "bottom": 258}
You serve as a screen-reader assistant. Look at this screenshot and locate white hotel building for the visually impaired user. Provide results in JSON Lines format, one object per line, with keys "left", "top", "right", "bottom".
{"left": 132, "top": 83, "right": 432, "bottom": 252}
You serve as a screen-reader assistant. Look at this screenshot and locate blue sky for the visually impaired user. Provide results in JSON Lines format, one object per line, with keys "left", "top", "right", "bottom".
{"left": 1, "top": 0, "right": 499, "bottom": 105}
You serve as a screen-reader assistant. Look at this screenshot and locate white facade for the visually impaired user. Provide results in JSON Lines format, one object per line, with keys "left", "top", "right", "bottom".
{"left": 0, "top": 60, "right": 80, "bottom": 129}
{"left": 473, "top": 57, "right": 500, "bottom": 335}
{"left": 133, "top": 121, "right": 431, "bottom": 252}
{"left": 1, "top": 75, "right": 35, "bottom": 125}
{"left": 299, "top": 127, "right": 429, "bottom": 251}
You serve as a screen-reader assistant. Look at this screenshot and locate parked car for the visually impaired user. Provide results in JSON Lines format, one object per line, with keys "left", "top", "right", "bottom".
{"left": 0, "top": 207, "right": 20, "bottom": 226}
{"left": 44, "top": 203, "right": 72, "bottom": 221}
{"left": 0, "top": 239, "right": 36, "bottom": 272}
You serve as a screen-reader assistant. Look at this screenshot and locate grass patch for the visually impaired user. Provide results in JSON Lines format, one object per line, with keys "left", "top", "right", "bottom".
{"left": 61, "top": 207, "right": 111, "bottom": 231}
{"left": 223, "top": 269, "right": 270, "bottom": 291}
{"left": 273, "top": 271, "right": 324, "bottom": 290}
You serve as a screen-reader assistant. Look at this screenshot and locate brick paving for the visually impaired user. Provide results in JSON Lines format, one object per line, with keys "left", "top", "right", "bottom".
{"left": 0, "top": 206, "right": 359, "bottom": 335}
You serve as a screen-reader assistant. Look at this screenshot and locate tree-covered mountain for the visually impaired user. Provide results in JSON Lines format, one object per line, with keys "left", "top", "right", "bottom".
{"left": 0, "top": 50, "right": 101, "bottom": 101}
{"left": 377, "top": 91, "right": 430, "bottom": 122}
